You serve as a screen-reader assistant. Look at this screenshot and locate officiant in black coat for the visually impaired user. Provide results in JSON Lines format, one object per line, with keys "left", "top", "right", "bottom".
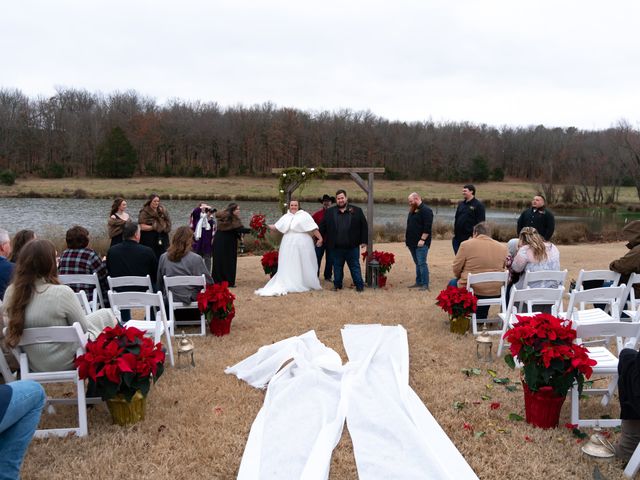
{"left": 319, "top": 189, "right": 368, "bottom": 292}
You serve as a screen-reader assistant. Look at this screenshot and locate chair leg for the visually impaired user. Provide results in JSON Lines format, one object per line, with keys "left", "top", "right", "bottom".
{"left": 571, "top": 384, "right": 580, "bottom": 425}
{"left": 601, "top": 375, "right": 619, "bottom": 407}
{"left": 624, "top": 442, "right": 640, "bottom": 478}
{"left": 77, "top": 376, "right": 88, "bottom": 437}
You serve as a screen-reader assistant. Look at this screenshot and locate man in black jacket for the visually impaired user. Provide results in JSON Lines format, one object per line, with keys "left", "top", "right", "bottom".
{"left": 517, "top": 194, "right": 555, "bottom": 241}
{"left": 106, "top": 222, "right": 158, "bottom": 289}
{"left": 319, "top": 190, "right": 368, "bottom": 292}
{"left": 405, "top": 193, "right": 433, "bottom": 291}
{"left": 453, "top": 184, "right": 485, "bottom": 254}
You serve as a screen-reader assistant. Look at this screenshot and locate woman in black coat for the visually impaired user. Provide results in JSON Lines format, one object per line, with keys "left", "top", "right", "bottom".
{"left": 212, "top": 203, "right": 250, "bottom": 287}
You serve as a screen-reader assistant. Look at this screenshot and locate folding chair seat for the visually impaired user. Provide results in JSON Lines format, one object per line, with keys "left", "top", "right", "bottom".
{"left": 570, "top": 322, "right": 640, "bottom": 428}
{"left": 466, "top": 271, "right": 508, "bottom": 335}
{"left": 496, "top": 286, "right": 565, "bottom": 357}
{"left": 5, "top": 322, "right": 100, "bottom": 437}
{"left": 59, "top": 273, "right": 104, "bottom": 312}
{"left": 108, "top": 290, "right": 174, "bottom": 367}
{"left": 163, "top": 275, "right": 207, "bottom": 337}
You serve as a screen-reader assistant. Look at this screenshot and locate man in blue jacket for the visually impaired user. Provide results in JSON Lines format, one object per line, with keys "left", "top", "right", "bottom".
{"left": 405, "top": 193, "right": 433, "bottom": 291}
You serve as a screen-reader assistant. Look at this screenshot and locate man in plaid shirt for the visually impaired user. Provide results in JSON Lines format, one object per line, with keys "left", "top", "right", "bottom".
{"left": 58, "top": 226, "right": 109, "bottom": 305}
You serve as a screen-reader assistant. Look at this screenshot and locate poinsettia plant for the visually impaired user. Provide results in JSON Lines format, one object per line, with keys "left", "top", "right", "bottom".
{"left": 436, "top": 286, "right": 478, "bottom": 319}
{"left": 503, "top": 313, "right": 596, "bottom": 397}
{"left": 197, "top": 281, "right": 236, "bottom": 325}
{"left": 250, "top": 213, "right": 268, "bottom": 239}
{"left": 361, "top": 250, "right": 396, "bottom": 275}
{"left": 74, "top": 325, "right": 165, "bottom": 402}
{"left": 261, "top": 250, "right": 279, "bottom": 276}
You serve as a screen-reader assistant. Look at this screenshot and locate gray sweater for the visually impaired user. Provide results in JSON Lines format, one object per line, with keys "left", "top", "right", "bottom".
{"left": 157, "top": 252, "right": 213, "bottom": 304}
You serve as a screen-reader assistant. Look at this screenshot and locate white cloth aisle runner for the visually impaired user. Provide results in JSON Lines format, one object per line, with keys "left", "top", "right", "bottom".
{"left": 225, "top": 326, "right": 478, "bottom": 480}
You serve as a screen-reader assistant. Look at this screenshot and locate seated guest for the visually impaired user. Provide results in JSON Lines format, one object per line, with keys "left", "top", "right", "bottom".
{"left": 0, "top": 380, "right": 46, "bottom": 478}
{"left": 451, "top": 222, "right": 508, "bottom": 318}
{"left": 610, "top": 220, "right": 640, "bottom": 307}
{"left": 8, "top": 230, "right": 35, "bottom": 263}
{"left": 106, "top": 222, "right": 158, "bottom": 290}
{"left": 58, "top": 226, "right": 109, "bottom": 305}
{"left": 3, "top": 240, "right": 116, "bottom": 372}
{"left": 0, "top": 229, "right": 14, "bottom": 300}
{"left": 510, "top": 227, "right": 561, "bottom": 289}
{"left": 157, "top": 226, "right": 213, "bottom": 304}
{"left": 615, "top": 344, "right": 640, "bottom": 462}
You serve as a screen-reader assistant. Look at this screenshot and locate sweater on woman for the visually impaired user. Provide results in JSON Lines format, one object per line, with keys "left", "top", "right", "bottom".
{"left": 3, "top": 281, "right": 116, "bottom": 372}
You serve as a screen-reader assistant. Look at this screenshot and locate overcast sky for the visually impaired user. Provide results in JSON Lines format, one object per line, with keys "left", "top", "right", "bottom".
{"left": 2, "top": 0, "right": 639, "bottom": 130}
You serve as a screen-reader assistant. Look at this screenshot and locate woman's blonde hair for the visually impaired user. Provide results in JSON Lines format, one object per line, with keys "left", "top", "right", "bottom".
{"left": 167, "top": 226, "right": 193, "bottom": 262}
{"left": 5, "top": 239, "right": 60, "bottom": 348}
{"left": 519, "top": 227, "right": 548, "bottom": 262}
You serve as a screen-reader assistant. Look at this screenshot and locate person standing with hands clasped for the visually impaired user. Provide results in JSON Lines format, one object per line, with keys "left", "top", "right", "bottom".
{"left": 453, "top": 184, "right": 485, "bottom": 254}
{"left": 319, "top": 190, "right": 368, "bottom": 292}
{"left": 405, "top": 193, "right": 433, "bottom": 291}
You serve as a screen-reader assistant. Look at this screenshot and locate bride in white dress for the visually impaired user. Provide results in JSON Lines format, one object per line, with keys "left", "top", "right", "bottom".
{"left": 255, "top": 200, "right": 323, "bottom": 297}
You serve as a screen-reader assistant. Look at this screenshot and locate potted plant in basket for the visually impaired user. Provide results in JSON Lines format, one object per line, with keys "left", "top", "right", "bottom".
{"left": 436, "top": 285, "right": 478, "bottom": 334}
{"left": 361, "top": 250, "right": 395, "bottom": 287}
{"left": 197, "top": 281, "right": 236, "bottom": 336}
{"left": 74, "top": 325, "right": 166, "bottom": 426}
{"left": 261, "top": 250, "right": 279, "bottom": 277}
{"left": 503, "top": 313, "right": 596, "bottom": 429}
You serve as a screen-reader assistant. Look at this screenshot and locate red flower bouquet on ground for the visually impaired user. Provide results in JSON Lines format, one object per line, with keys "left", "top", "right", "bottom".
{"left": 503, "top": 313, "right": 597, "bottom": 428}
{"left": 361, "top": 250, "right": 395, "bottom": 287}
{"left": 75, "top": 325, "right": 165, "bottom": 402}
{"left": 261, "top": 250, "right": 279, "bottom": 277}
{"left": 197, "top": 281, "right": 237, "bottom": 336}
{"left": 436, "top": 286, "right": 478, "bottom": 334}
{"left": 250, "top": 213, "right": 268, "bottom": 239}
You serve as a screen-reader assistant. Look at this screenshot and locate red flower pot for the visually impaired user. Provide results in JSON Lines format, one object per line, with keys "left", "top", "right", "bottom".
{"left": 210, "top": 317, "right": 232, "bottom": 336}
{"left": 377, "top": 274, "right": 387, "bottom": 288}
{"left": 522, "top": 382, "right": 566, "bottom": 429}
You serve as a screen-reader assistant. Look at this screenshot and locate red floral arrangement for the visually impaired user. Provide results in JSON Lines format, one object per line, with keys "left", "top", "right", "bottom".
{"left": 75, "top": 325, "right": 165, "bottom": 401}
{"left": 503, "top": 313, "right": 596, "bottom": 397}
{"left": 197, "top": 281, "right": 236, "bottom": 336}
{"left": 261, "top": 250, "right": 279, "bottom": 276}
{"left": 250, "top": 213, "right": 268, "bottom": 239}
{"left": 361, "top": 250, "right": 395, "bottom": 275}
{"left": 436, "top": 286, "right": 478, "bottom": 319}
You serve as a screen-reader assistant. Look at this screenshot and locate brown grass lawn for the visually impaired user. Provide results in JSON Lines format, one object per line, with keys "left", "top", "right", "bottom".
{"left": 4, "top": 176, "right": 640, "bottom": 205}
{"left": 22, "top": 240, "right": 633, "bottom": 479}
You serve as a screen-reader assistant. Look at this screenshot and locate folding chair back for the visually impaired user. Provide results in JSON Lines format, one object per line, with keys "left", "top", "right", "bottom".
{"left": 163, "top": 275, "right": 207, "bottom": 336}
{"left": 496, "top": 286, "right": 565, "bottom": 356}
{"left": 108, "top": 290, "right": 174, "bottom": 366}
{"left": 9, "top": 322, "right": 95, "bottom": 437}
{"left": 467, "top": 271, "right": 508, "bottom": 335}
{"left": 59, "top": 273, "right": 103, "bottom": 312}
{"left": 107, "top": 275, "right": 154, "bottom": 319}
{"left": 621, "top": 272, "right": 640, "bottom": 313}
{"left": 574, "top": 269, "right": 621, "bottom": 291}
{"left": 564, "top": 285, "right": 626, "bottom": 326}
{"left": 521, "top": 269, "right": 567, "bottom": 289}
{"left": 74, "top": 290, "right": 92, "bottom": 315}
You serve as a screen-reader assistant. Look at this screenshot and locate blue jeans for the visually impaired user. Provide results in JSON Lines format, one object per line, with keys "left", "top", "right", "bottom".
{"left": 331, "top": 247, "right": 364, "bottom": 290}
{"left": 0, "top": 380, "right": 46, "bottom": 479}
{"left": 315, "top": 245, "right": 333, "bottom": 280}
{"left": 408, "top": 245, "right": 429, "bottom": 287}
{"left": 452, "top": 238, "right": 462, "bottom": 254}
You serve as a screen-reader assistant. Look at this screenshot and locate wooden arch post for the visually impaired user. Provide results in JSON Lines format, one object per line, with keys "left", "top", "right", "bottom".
{"left": 272, "top": 167, "right": 385, "bottom": 286}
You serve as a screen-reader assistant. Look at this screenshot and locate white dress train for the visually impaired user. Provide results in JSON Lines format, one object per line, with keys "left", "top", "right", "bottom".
{"left": 255, "top": 210, "right": 321, "bottom": 297}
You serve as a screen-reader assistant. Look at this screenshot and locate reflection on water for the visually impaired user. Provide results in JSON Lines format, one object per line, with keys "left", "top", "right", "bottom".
{"left": 0, "top": 197, "right": 626, "bottom": 237}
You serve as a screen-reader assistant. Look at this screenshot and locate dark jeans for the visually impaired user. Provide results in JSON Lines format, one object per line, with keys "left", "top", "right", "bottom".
{"left": 452, "top": 238, "right": 462, "bottom": 255}
{"left": 315, "top": 245, "right": 333, "bottom": 280}
{"left": 332, "top": 247, "right": 364, "bottom": 290}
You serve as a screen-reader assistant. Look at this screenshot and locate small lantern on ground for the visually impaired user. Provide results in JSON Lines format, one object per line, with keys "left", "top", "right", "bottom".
{"left": 581, "top": 428, "right": 615, "bottom": 460}
{"left": 368, "top": 259, "right": 380, "bottom": 289}
{"left": 177, "top": 331, "right": 195, "bottom": 368}
{"left": 475, "top": 324, "right": 493, "bottom": 362}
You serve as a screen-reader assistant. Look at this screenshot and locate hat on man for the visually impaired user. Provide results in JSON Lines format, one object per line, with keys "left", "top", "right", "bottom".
{"left": 319, "top": 194, "right": 336, "bottom": 203}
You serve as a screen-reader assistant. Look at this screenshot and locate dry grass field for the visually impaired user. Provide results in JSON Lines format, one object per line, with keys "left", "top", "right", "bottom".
{"left": 20, "top": 239, "right": 635, "bottom": 479}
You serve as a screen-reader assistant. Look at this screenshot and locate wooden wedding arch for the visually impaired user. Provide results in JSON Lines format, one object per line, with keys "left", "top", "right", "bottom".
{"left": 272, "top": 167, "right": 385, "bottom": 284}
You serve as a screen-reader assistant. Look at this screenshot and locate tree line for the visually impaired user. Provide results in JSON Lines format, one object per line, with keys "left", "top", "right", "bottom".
{"left": 1, "top": 87, "right": 640, "bottom": 204}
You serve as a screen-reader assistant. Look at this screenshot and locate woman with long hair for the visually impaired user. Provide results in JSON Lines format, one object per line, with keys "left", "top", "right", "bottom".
{"left": 138, "top": 193, "right": 171, "bottom": 259}
{"left": 157, "top": 226, "right": 213, "bottom": 303}
{"left": 212, "top": 203, "right": 250, "bottom": 287}
{"left": 108, "top": 197, "right": 130, "bottom": 247}
{"left": 510, "top": 227, "right": 561, "bottom": 289}
{"left": 8, "top": 230, "right": 35, "bottom": 263}
{"left": 3, "top": 239, "right": 116, "bottom": 372}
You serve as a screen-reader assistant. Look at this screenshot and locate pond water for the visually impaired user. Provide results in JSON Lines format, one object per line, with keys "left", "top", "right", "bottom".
{"left": 0, "top": 197, "right": 629, "bottom": 238}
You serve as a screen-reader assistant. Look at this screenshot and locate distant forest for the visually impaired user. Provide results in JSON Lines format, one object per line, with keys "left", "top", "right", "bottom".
{"left": 2, "top": 87, "right": 640, "bottom": 204}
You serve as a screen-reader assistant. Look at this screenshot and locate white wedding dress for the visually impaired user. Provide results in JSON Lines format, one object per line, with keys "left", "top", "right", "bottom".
{"left": 255, "top": 210, "right": 322, "bottom": 297}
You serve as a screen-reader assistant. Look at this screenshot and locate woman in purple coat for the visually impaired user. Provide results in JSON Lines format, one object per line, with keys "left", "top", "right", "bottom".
{"left": 190, "top": 203, "right": 216, "bottom": 273}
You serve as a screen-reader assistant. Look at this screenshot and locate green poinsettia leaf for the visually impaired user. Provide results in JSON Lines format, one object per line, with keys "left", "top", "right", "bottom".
{"left": 453, "top": 401, "right": 466, "bottom": 411}
{"left": 487, "top": 369, "right": 497, "bottom": 377}
{"left": 474, "top": 431, "right": 486, "bottom": 438}
{"left": 461, "top": 368, "right": 482, "bottom": 377}
{"left": 572, "top": 428, "right": 588, "bottom": 439}
{"left": 481, "top": 395, "right": 491, "bottom": 401}
{"left": 505, "top": 385, "right": 518, "bottom": 392}
{"left": 508, "top": 413, "right": 524, "bottom": 421}
{"left": 504, "top": 355, "right": 516, "bottom": 370}
{"left": 493, "top": 377, "right": 511, "bottom": 385}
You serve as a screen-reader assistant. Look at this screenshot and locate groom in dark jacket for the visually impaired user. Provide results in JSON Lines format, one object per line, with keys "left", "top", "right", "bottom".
{"left": 319, "top": 190, "right": 368, "bottom": 292}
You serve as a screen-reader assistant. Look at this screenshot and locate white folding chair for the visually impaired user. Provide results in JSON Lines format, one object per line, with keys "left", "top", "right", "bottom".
{"left": 563, "top": 285, "right": 626, "bottom": 334}
{"left": 574, "top": 269, "right": 621, "bottom": 292}
{"left": 621, "top": 272, "right": 640, "bottom": 320}
{"left": 496, "top": 286, "right": 565, "bottom": 357}
{"left": 5, "top": 322, "right": 100, "bottom": 437}
{"left": 108, "top": 290, "right": 175, "bottom": 367}
{"left": 107, "top": 275, "right": 154, "bottom": 319}
{"left": 59, "top": 273, "right": 104, "bottom": 312}
{"left": 163, "top": 275, "right": 207, "bottom": 337}
{"left": 467, "top": 271, "right": 508, "bottom": 335}
{"left": 570, "top": 322, "right": 640, "bottom": 428}
{"left": 625, "top": 442, "right": 640, "bottom": 478}
{"left": 521, "top": 269, "right": 568, "bottom": 289}
{"left": 74, "top": 290, "right": 92, "bottom": 315}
